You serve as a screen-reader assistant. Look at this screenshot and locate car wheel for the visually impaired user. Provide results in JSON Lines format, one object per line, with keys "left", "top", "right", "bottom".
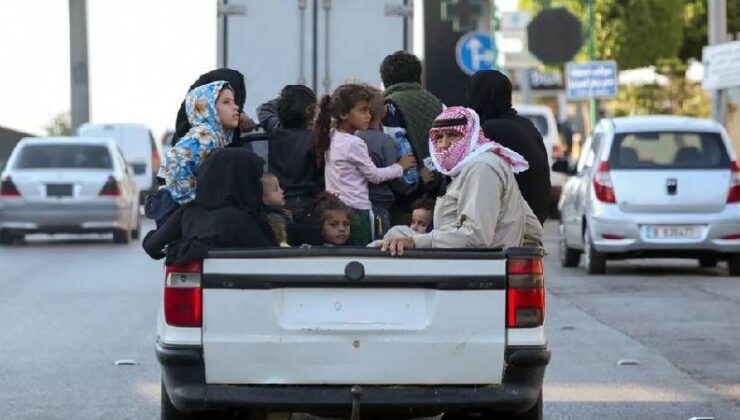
{"left": 131, "top": 219, "right": 141, "bottom": 240}
{"left": 112, "top": 228, "right": 131, "bottom": 244}
{"left": 583, "top": 226, "right": 606, "bottom": 275}
{"left": 699, "top": 256, "right": 718, "bottom": 268}
{"left": 559, "top": 224, "right": 581, "bottom": 268}
{"left": 729, "top": 254, "right": 740, "bottom": 277}
{"left": 0, "top": 231, "right": 16, "bottom": 245}
{"left": 549, "top": 201, "right": 560, "bottom": 220}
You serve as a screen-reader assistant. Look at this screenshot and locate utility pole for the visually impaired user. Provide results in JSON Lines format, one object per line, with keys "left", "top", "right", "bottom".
{"left": 709, "top": 0, "right": 727, "bottom": 124}
{"left": 217, "top": 1, "right": 246, "bottom": 68}
{"left": 587, "top": 0, "right": 596, "bottom": 128}
{"left": 69, "top": 0, "right": 90, "bottom": 131}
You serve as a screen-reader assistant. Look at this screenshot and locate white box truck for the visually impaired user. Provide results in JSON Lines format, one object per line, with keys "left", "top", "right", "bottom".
{"left": 222, "top": 0, "right": 411, "bottom": 116}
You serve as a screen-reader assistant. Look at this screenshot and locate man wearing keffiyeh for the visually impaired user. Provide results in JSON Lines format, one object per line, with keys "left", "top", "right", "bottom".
{"left": 376, "top": 107, "right": 543, "bottom": 255}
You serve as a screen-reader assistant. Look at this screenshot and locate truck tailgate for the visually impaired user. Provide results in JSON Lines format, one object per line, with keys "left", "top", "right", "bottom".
{"left": 201, "top": 249, "right": 507, "bottom": 385}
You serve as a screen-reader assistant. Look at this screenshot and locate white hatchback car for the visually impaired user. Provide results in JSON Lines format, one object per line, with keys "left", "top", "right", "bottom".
{"left": 554, "top": 116, "right": 740, "bottom": 275}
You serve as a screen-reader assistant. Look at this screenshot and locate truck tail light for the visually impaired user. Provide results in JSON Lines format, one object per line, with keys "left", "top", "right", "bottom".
{"left": 164, "top": 260, "right": 202, "bottom": 327}
{"left": 728, "top": 161, "right": 740, "bottom": 204}
{"left": 99, "top": 176, "right": 121, "bottom": 197}
{"left": 507, "top": 257, "right": 545, "bottom": 328}
{"left": 593, "top": 161, "right": 616, "bottom": 203}
{"left": 0, "top": 177, "right": 21, "bottom": 197}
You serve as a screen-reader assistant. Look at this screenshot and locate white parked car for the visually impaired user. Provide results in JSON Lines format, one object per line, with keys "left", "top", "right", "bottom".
{"left": 554, "top": 116, "right": 740, "bottom": 275}
{"left": 78, "top": 123, "right": 161, "bottom": 202}
{"left": 0, "top": 137, "right": 140, "bottom": 244}
{"left": 514, "top": 104, "right": 566, "bottom": 213}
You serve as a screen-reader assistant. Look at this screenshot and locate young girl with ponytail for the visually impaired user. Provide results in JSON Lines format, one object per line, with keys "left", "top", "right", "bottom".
{"left": 314, "top": 83, "right": 416, "bottom": 245}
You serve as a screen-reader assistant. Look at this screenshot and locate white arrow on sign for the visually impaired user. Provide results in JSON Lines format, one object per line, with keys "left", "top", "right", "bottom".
{"left": 466, "top": 37, "right": 493, "bottom": 70}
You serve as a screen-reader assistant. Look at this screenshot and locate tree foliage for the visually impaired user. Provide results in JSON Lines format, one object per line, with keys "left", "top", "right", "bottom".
{"left": 45, "top": 112, "right": 73, "bottom": 136}
{"left": 610, "top": 58, "right": 709, "bottom": 117}
{"left": 519, "top": 0, "right": 684, "bottom": 69}
{"left": 680, "top": 0, "right": 740, "bottom": 61}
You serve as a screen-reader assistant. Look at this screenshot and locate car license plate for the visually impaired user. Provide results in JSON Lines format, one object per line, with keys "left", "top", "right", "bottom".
{"left": 46, "top": 184, "right": 73, "bottom": 197}
{"left": 644, "top": 225, "right": 701, "bottom": 240}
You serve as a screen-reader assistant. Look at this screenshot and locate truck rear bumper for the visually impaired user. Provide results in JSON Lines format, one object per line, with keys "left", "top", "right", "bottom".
{"left": 157, "top": 341, "right": 549, "bottom": 416}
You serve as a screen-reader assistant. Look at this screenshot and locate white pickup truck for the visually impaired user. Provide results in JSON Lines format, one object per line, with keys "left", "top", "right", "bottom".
{"left": 156, "top": 246, "right": 549, "bottom": 420}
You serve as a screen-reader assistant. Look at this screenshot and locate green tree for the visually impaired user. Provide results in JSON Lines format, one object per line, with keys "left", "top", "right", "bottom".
{"left": 610, "top": 58, "right": 709, "bottom": 117}
{"left": 519, "top": 0, "right": 684, "bottom": 69}
{"left": 680, "top": 0, "right": 740, "bottom": 61}
{"left": 45, "top": 112, "right": 73, "bottom": 136}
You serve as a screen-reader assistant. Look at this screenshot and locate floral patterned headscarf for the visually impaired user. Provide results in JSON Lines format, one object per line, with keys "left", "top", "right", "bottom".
{"left": 158, "top": 80, "right": 235, "bottom": 204}
{"left": 428, "top": 107, "right": 529, "bottom": 177}
{"left": 184, "top": 80, "right": 234, "bottom": 147}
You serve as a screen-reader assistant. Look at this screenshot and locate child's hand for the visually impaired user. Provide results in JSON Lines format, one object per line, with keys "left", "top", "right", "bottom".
{"left": 380, "top": 237, "right": 415, "bottom": 256}
{"left": 398, "top": 154, "right": 417, "bottom": 170}
{"left": 239, "top": 113, "right": 257, "bottom": 133}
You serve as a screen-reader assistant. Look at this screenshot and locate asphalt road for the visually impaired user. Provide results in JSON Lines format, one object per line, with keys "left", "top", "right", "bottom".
{"left": 0, "top": 220, "right": 738, "bottom": 419}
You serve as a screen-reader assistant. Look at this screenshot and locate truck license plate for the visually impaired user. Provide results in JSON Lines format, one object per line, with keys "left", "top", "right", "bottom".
{"left": 645, "top": 225, "right": 701, "bottom": 240}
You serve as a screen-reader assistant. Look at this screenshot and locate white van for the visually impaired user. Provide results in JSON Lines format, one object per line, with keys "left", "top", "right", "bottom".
{"left": 514, "top": 104, "right": 567, "bottom": 214}
{"left": 78, "top": 123, "right": 161, "bottom": 202}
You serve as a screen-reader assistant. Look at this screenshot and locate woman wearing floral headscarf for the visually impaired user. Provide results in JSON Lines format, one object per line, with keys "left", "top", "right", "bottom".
{"left": 148, "top": 80, "right": 241, "bottom": 227}
{"left": 379, "top": 107, "right": 543, "bottom": 255}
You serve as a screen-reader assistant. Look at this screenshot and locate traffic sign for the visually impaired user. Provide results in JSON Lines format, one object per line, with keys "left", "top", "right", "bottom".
{"left": 455, "top": 32, "right": 497, "bottom": 75}
{"left": 566, "top": 61, "right": 618, "bottom": 99}
{"left": 702, "top": 40, "right": 740, "bottom": 90}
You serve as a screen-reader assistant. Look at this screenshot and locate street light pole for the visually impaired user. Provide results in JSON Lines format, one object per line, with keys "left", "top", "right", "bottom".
{"left": 709, "top": 0, "right": 727, "bottom": 124}
{"left": 69, "top": 0, "right": 90, "bottom": 131}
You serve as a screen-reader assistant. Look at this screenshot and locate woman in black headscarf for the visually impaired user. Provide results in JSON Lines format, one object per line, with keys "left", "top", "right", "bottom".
{"left": 468, "top": 70, "right": 551, "bottom": 224}
{"left": 171, "top": 68, "right": 255, "bottom": 146}
{"left": 143, "top": 148, "right": 276, "bottom": 265}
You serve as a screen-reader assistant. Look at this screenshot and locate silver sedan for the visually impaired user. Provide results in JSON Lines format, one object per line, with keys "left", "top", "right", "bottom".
{"left": 0, "top": 137, "right": 140, "bottom": 244}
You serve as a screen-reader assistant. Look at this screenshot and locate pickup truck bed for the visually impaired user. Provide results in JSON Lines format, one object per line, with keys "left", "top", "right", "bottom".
{"left": 157, "top": 247, "right": 549, "bottom": 419}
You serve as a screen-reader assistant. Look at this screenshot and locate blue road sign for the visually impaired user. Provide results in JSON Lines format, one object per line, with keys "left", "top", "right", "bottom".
{"left": 456, "top": 32, "right": 497, "bottom": 76}
{"left": 566, "top": 61, "right": 618, "bottom": 99}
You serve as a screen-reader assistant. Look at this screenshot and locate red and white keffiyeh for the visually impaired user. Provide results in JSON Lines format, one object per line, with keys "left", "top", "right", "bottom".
{"left": 428, "top": 107, "right": 529, "bottom": 177}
